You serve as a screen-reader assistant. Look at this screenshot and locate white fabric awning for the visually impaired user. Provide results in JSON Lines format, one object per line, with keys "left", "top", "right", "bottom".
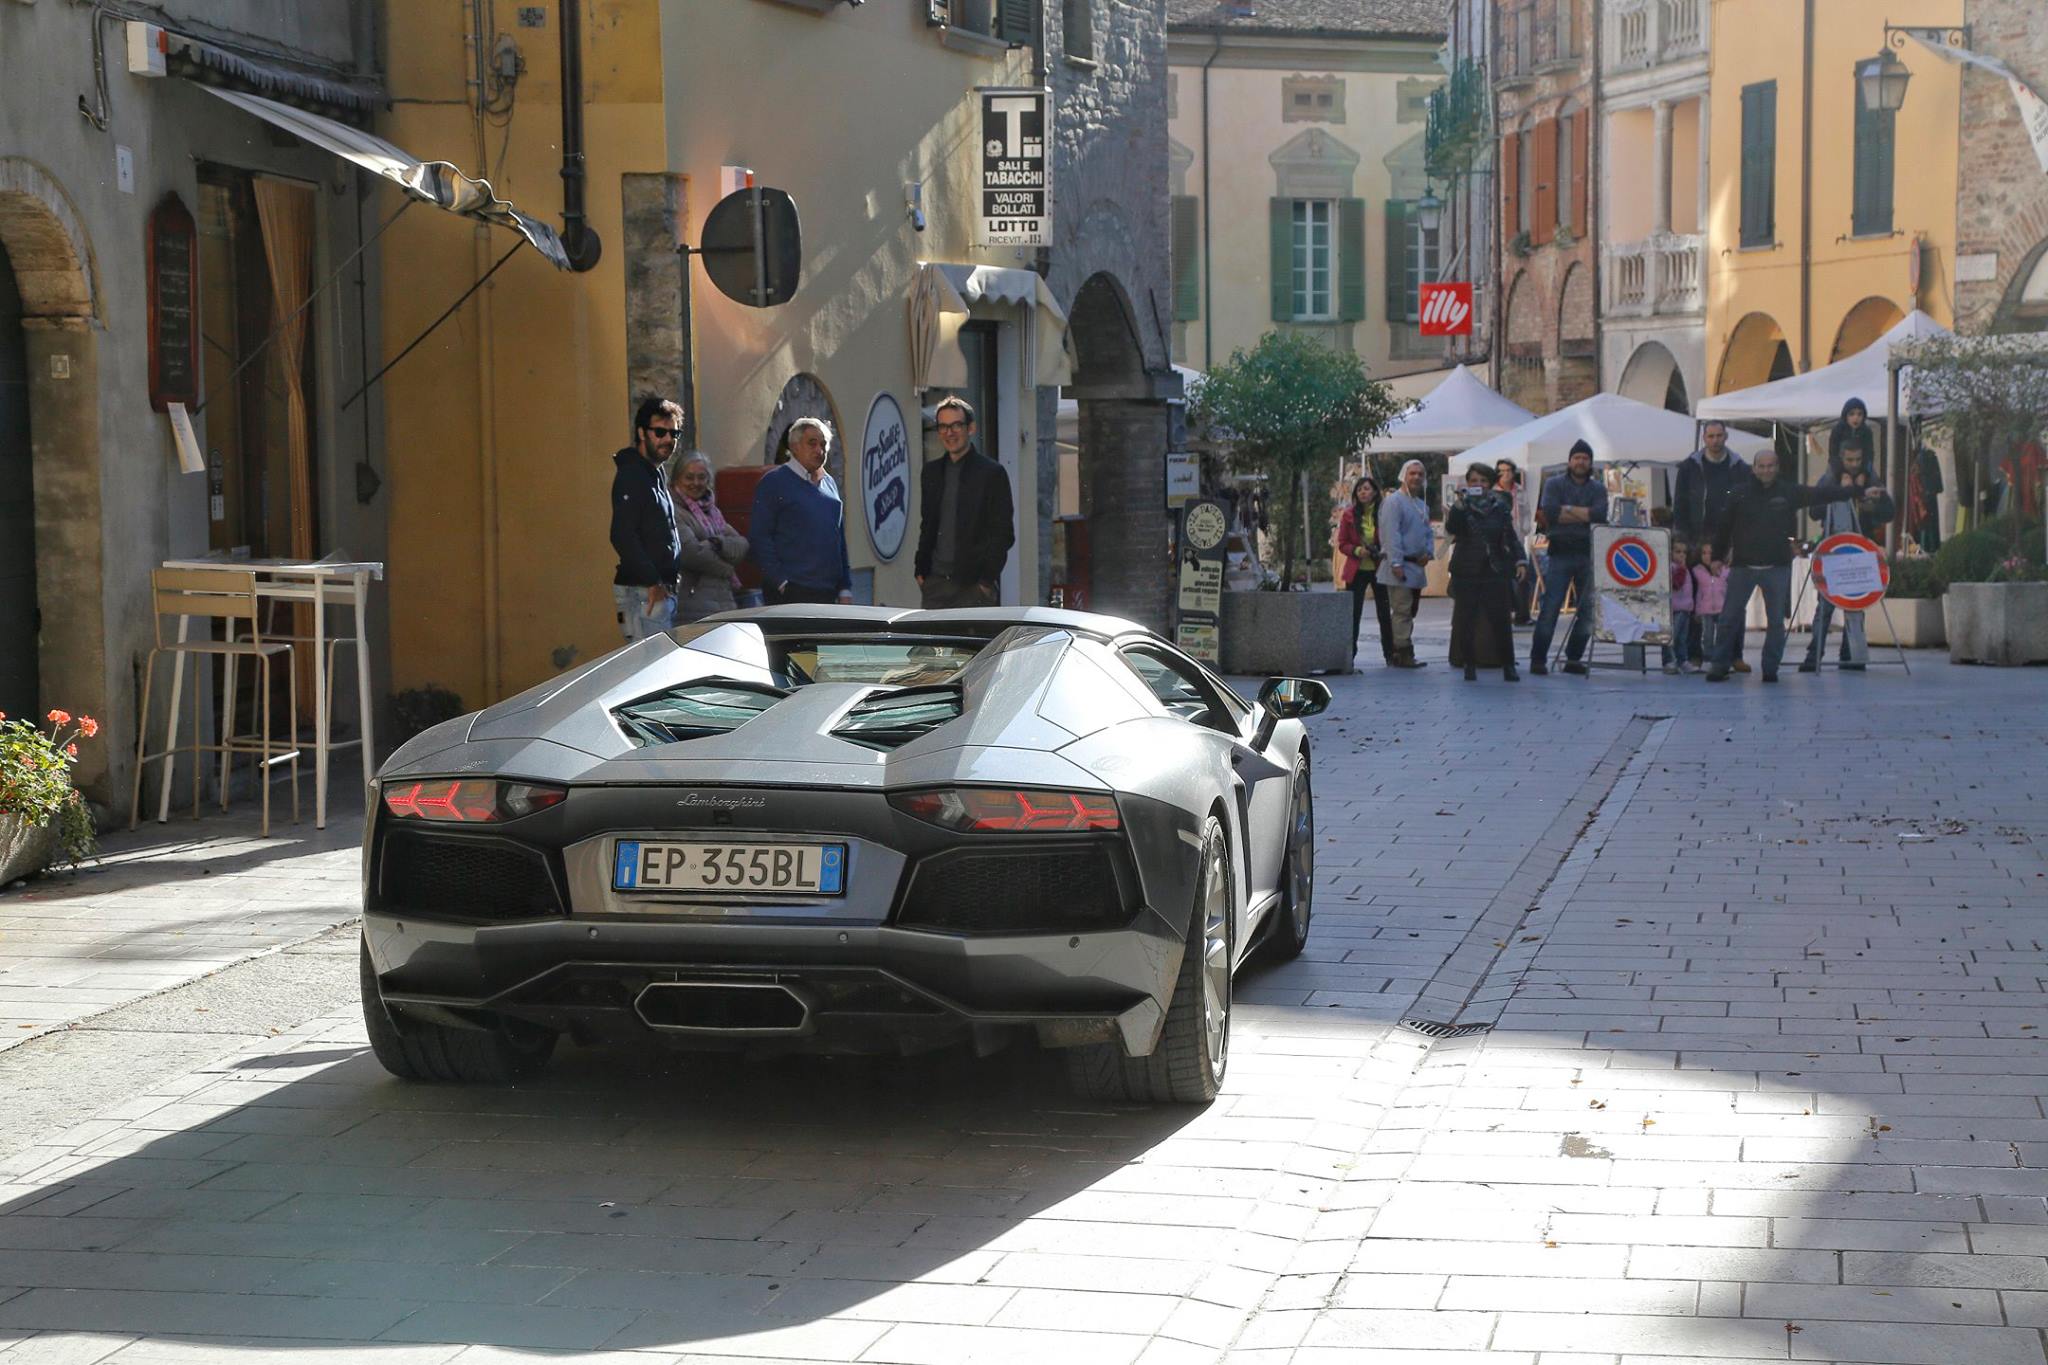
{"left": 203, "top": 86, "right": 571, "bottom": 270}
{"left": 1458, "top": 391, "right": 1773, "bottom": 474}
{"left": 909, "top": 262, "right": 1074, "bottom": 391}
{"left": 1695, "top": 309, "right": 1951, "bottom": 425}
{"left": 1370, "top": 364, "right": 1536, "bottom": 454}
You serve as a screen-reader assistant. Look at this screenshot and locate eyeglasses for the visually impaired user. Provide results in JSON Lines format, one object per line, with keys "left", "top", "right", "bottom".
{"left": 644, "top": 427, "right": 677, "bottom": 441}
{"left": 936, "top": 421, "right": 970, "bottom": 433}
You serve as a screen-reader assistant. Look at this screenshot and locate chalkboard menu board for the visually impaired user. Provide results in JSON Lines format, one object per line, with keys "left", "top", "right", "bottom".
{"left": 148, "top": 193, "right": 198, "bottom": 411}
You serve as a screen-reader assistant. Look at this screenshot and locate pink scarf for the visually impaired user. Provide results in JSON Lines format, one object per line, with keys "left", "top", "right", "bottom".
{"left": 678, "top": 492, "right": 732, "bottom": 539}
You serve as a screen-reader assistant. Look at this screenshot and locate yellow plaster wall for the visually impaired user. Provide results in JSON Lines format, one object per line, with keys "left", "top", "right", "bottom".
{"left": 379, "top": 3, "right": 665, "bottom": 706}
{"left": 1705, "top": 0, "right": 1960, "bottom": 395}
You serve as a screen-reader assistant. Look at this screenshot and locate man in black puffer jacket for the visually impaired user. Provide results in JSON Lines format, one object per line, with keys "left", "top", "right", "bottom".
{"left": 1706, "top": 451, "right": 1861, "bottom": 683}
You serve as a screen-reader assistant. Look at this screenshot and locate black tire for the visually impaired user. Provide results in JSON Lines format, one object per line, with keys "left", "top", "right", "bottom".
{"left": 1066, "top": 817, "right": 1232, "bottom": 1105}
{"left": 359, "top": 936, "right": 556, "bottom": 1084}
{"left": 1264, "top": 760, "right": 1314, "bottom": 962}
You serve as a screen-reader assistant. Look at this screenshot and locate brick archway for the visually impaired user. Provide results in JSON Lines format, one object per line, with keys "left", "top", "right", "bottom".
{"left": 1066, "top": 271, "right": 1171, "bottom": 629}
{"left": 0, "top": 158, "right": 110, "bottom": 799}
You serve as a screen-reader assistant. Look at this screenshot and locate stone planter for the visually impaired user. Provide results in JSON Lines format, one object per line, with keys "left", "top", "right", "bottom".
{"left": 1944, "top": 582, "right": 2048, "bottom": 666}
{"left": 0, "top": 812, "right": 59, "bottom": 885}
{"left": 1865, "top": 597, "right": 1945, "bottom": 649}
{"left": 1220, "top": 589, "right": 1355, "bottom": 676}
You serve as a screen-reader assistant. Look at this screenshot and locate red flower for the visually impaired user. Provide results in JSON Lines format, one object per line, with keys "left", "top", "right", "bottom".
{"left": 46, "top": 709, "right": 70, "bottom": 726}
{"left": 66, "top": 743, "right": 78, "bottom": 758}
{"left": 78, "top": 716, "right": 99, "bottom": 738}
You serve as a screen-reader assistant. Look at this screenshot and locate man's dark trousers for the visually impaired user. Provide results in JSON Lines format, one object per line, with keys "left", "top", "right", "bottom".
{"left": 764, "top": 583, "right": 838, "bottom": 605}
{"left": 1714, "top": 564, "right": 1791, "bottom": 677}
{"left": 920, "top": 576, "right": 994, "bottom": 609}
{"left": 1530, "top": 552, "right": 1595, "bottom": 666}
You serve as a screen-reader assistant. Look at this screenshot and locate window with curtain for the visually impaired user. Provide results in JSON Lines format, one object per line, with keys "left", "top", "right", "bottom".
{"left": 1291, "top": 200, "right": 1335, "bottom": 320}
{"left": 1852, "top": 75, "right": 1895, "bottom": 237}
{"left": 1740, "top": 80, "right": 1777, "bottom": 248}
{"left": 1382, "top": 200, "right": 1440, "bottom": 323}
{"left": 1556, "top": 111, "right": 1575, "bottom": 236}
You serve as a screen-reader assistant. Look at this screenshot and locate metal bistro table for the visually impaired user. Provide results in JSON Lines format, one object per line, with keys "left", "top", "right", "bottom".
{"left": 158, "top": 557, "right": 382, "bottom": 830}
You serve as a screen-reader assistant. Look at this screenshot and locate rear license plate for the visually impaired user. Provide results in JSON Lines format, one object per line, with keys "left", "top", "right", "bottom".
{"left": 612, "top": 840, "right": 846, "bottom": 896}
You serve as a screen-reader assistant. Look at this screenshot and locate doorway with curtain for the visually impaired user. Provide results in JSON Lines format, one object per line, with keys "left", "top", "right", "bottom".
{"left": 195, "top": 166, "right": 320, "bottom": 757}
{"left": 0, "top": 239, "right": 33, "bottom": 722}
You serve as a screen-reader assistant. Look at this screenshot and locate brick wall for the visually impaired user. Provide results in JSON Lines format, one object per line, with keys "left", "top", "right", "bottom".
{"left": 1953, "top": 0, "right": 2048, "bottom": 334}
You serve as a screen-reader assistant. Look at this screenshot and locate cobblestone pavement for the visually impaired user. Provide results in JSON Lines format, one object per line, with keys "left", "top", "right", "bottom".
{"left": 0, "top": 608, "right": 2043, "bottom": 1363}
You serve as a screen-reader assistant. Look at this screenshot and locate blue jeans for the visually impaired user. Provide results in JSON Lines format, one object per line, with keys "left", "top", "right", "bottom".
{"left": 1714, "top": 564, "right": 1790, "bottom": 676}
{"left": 1806, "top": 597, "right": 1868, "bottom": 665}
{"left": 614, "top": 584, "right": 676, "bottom": 642}
{"left": 1531, "top": 552, "right": 1595, "bottom": 665}
{"left": 1666, "top": 609, "right": 1694, "bottom": 667}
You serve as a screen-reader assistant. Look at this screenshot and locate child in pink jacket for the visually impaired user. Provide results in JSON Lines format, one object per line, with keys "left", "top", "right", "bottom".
{"left": 1664, "top": 542, "right": 1698, "bottom": 673}
{"left": 1692, "top": 553, "right": 1730, "bottom": 667}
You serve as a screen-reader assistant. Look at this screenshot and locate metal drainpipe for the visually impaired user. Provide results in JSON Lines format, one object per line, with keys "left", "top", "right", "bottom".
{"left": 558, "top": 0, "right": 603, "bottom": 271}
{"left": 1201, "top": 35, "right": 1221, "bottom": 369}
{"left": 1589, "top": 0, "right": 1602, "bottom": 391}
{"left": 1798, "top": 0, "right": 1813, "bottom": 374}
{"left": 471, "top": 1, "right": 502, "bottom": 700}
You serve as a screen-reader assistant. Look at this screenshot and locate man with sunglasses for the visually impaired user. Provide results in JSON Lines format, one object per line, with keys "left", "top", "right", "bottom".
{"left": 610, "top": 396, "right": 685, "bottom": 642}
{"left": 914, "top": 397, "right": 1014, "bottom": 609}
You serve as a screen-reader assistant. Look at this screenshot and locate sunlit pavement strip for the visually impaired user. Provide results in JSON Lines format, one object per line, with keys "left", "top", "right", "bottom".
{"left": 0, "top": 606, "right": 2043, "bottom": 1363}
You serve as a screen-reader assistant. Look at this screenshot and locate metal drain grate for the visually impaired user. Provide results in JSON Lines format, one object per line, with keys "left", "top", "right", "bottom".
{"left": 1397, "top": 1018, "right": 1493, "bottom": 1039}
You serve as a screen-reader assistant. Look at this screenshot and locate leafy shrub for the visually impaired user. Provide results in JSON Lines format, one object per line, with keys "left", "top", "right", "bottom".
{"left": 1885, "top": 555, "right": 1941, "bottom": 599}
{"left": 1933, "top": 529, "right": 2008, "bottom": 589}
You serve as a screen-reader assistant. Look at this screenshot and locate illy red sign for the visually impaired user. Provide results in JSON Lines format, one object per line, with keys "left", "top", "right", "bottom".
{"left": 1418, "top": 282, "right": 1474, "bottom": 336}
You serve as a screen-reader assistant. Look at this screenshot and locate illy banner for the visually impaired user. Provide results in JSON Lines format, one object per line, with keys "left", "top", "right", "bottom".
{"left": 1418, "top": 282, "right": 1474, "bottom": 337}
{"left": 978, "top": 87, "right": 1051, "bottom": 246}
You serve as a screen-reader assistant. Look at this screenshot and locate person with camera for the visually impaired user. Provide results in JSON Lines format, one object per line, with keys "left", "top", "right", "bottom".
{"left": 1446, "top": 463, "right": 1527, "bottom": 682}
{"left": 1529, "top": 439, "right": 1608, "bottom": 676}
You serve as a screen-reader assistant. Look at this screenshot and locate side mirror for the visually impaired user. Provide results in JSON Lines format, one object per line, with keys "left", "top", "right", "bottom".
{"left": 1257, "top": 676, "right": 1331, "bottom": 720}
{"left": 1252, "top": 676, "right": 1331, "bottom": 749}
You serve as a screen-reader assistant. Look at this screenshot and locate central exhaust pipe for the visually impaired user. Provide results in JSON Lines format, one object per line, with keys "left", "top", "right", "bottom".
{"left": 633, "top": 980, "right": 813, "bottom": 1036}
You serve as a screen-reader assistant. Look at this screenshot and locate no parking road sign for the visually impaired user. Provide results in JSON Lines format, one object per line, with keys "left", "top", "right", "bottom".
{"left": 1604, "top": 535, "right": 1659, "bottom": 588}
{"left": 1812, "top": 532, "right": 1889, "bottom": 612}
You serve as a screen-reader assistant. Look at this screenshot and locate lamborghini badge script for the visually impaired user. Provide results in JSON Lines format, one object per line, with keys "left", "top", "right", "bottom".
{"left": 675, "top": 793, "right": 768, "bottom": 810}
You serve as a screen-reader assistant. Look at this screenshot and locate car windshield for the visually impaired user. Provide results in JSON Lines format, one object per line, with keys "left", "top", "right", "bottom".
{"left": 771, "top": 639, "right": 982, "bottom": 689}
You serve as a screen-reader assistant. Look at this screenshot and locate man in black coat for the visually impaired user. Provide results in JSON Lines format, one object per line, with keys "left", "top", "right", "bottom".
{"left": 1672, "top": 419, "right": 1753, "bottom": 670}
{"left": 609, "top": 396, "right": 684, "bottom": 641}
{"left": 1705, "top": 451, "right": 1861, "bottom": 684}
{"left": 914, "top": 398, "right": 1015, "bottom": 608}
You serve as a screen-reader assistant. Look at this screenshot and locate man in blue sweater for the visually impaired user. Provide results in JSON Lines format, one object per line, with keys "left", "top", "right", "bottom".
{"left": 752, "top": 417, "right": 853, "bottom": 605}
{"left": 1529, "top": 439, "right": 1609, "bottom": 676}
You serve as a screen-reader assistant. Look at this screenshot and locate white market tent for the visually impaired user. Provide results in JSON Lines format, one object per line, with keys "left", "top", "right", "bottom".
{"left": 1369, "top": 364, "right": 1535, "bottom": 453}
{"left": 1695, "top": 309, "right": 1951, "bottom": 424}
{"left": 1456, "top": 390, "right": 1773, "bottom": 475}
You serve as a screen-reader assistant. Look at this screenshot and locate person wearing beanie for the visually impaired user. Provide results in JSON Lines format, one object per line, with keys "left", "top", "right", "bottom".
{"left": 1529, "top": 439, "right": 1608, "bottom": 675}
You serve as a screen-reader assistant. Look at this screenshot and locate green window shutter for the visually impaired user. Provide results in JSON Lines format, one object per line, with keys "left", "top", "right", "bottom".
{"left": 1338, "top": 197, "right": 1367, "bottom": 323}
{"left": 1853, "top": 87, "right": 1895, "bottom": 236}
{"left": 996, "top": 0, "right": 1037, "bottom": 44}
{"left": 1270, "top": 198, "right": 1294, "bottom": 322}
{"left": 1740, "top": 82, "right": 1777, "bottom": 247}
{"left": 1171, "top": 195, "right": 1201, "bottom": 321}
{"left": 1384, "top": 199, "right": 1410, "bottom": 321}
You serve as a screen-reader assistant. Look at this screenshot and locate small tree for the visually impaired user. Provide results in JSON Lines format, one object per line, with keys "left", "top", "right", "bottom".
{"left": 1910, "top": 337, "right": 2048, "bottom": 557}
{"left": 1192, "top": 331, "right": 1403, "bottom": 588}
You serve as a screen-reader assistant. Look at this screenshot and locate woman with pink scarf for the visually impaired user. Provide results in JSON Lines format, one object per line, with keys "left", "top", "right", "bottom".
{"left": 668, "top": 452, "right": 750, "bottom": 622}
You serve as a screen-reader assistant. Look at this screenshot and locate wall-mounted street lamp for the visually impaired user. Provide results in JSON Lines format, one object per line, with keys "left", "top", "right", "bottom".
{"left": 1861, "top": 23, "right": 1972, "bottom": 113}
{"left": 1415, "top": 185, "right": 1443, "bottom": 234}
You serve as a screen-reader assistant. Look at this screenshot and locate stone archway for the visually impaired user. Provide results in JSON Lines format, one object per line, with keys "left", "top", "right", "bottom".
{"left": 1066, "top": 270, "right": 1170, "bottom": 629}
{"left": 0, "top": 159, "right": 108, "bottom": 797}
{"left": 1618, "top": 341, "right": 1689, "bottom": 414}
{"left": 1992, "top": 236, "right": 2048, "bottom": 334}
{"left": 1717, "top": 310, "right": 1792, "bottom": 394}
{"left": 762, "top": 372, "right": 845, "bottom": 490}
{"left": 1830, "top": 296, "right": 1904, "bottom": 363}
{"left": 1555, "top": 262, "right": 1596, "bottom": 406}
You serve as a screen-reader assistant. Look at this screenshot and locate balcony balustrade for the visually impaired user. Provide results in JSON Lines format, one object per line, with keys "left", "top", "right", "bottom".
{"left": 1603, "top": 233, "right": 1704, "bottom": 317}
{"left": 1607, "top": 0, "right": 1704, "bottom": 73}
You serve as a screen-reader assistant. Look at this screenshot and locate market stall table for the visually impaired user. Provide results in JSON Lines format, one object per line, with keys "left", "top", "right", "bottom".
{"left": 156, "top": 557, "right": 381, "bottom": 830}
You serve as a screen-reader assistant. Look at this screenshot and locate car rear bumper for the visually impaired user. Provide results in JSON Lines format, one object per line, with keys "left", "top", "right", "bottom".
{"left": 363, "top": 908, "right": 1180, "bottom": 1055}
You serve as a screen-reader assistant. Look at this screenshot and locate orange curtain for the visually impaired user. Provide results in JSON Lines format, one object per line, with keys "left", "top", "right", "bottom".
{"left": 252, "top": 178, "right": 315, "bottom": 561}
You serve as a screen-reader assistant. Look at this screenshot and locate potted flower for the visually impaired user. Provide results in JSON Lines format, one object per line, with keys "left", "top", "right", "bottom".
{"left": 0, "top": 709, "right": 99, "bottom": 884}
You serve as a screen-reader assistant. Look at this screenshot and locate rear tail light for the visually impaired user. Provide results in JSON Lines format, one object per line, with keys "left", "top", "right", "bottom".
{"left": 890, "top": 788, "right": 1119, "bottom": 833}
{"left": 381, "top": 778, "right": 567, "bottom": 823}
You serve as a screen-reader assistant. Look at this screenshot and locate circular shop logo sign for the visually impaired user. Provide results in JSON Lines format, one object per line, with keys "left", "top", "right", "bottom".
{"left": 1184, "top": 501, "right": 1228, "bottom": 552}
{"left": 861, "top": 393, "right": 911, "bottom": 561}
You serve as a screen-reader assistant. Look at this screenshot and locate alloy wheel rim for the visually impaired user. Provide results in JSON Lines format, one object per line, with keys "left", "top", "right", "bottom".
{"left": 1289, "top": 770, "right": 1314, "bottom": 941}
{"left": 1200, "top": 834, "right": 1230, "bottom": 1080}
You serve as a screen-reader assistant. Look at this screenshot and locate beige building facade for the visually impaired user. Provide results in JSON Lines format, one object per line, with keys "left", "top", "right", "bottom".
{"left": 1167, "top": 1, "right": 1448, "bottom": 376}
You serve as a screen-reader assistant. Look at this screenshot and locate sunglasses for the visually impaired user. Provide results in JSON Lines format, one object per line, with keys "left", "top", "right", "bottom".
{"left": 644, "top": 426, "right": 677, "bottom": 441}
{"left": 936, "top": 420, "right": 971, "bottom": 433}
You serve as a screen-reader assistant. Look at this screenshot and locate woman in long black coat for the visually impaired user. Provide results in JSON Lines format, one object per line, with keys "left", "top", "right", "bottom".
{"left": 1444, "top": 463, "right": 1527, "bottom": 682}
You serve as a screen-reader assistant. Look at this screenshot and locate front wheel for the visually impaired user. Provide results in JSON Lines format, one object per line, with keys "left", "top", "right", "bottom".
{"left": 359, "top": 937, "right": 556, "bottom": 1085}
{"left": 1067, "top": 817, "right": 1232, "bottom": 1104}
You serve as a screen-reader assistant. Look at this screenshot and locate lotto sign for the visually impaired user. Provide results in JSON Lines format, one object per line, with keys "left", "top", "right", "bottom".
{"left": 1811, "top": 532, "right": 1890, "bottom": 611}
{"left": 1417, "top": 282, "right": 1474, "bottom": 336}
{"left": 978, "top": 88, "right": 1050, "bottom": 246}
{"left": 1605, "top": 535, "right": 1658, "bottom": 588}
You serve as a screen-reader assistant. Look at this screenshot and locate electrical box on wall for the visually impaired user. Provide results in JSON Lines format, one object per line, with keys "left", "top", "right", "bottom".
{"left": 126, "top": 22, "right": 167, "bottom": 76}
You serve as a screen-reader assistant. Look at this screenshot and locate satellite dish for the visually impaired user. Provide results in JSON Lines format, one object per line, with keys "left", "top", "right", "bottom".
{"left": 698, "top": 186, "right": 801, "bottom": 308}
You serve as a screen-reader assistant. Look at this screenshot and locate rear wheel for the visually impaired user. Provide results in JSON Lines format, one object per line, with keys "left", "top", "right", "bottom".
{"left": 359, "top": 937, "right": 556, "bottom": 1084}
{"left": 1067, "top": 817, "right": 1232, "bottom": 1104}
{"left": 1264, "top": 760, "right": 1314, "bottom": 962}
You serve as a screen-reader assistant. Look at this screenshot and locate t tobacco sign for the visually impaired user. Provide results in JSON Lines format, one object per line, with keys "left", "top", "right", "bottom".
{"left": 977, "top": 87, "right": 1050, "bottom": 247}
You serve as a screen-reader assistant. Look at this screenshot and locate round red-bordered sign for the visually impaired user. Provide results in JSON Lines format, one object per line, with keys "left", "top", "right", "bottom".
{"left": 1604, "top": 535, "right": 1658, "bottom": 589}
{"left": 1811, "top": 532, "right": 1889, "bottom": 611}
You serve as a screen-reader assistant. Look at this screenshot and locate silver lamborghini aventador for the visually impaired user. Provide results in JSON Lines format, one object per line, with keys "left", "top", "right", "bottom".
{"left": 359, "top": 605, "right": 1328, "bottom": 1104}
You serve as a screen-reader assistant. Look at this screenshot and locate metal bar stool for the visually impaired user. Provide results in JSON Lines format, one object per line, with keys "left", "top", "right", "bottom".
{"left": 130, "top": 568, "right": 301, "bottom": 837}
